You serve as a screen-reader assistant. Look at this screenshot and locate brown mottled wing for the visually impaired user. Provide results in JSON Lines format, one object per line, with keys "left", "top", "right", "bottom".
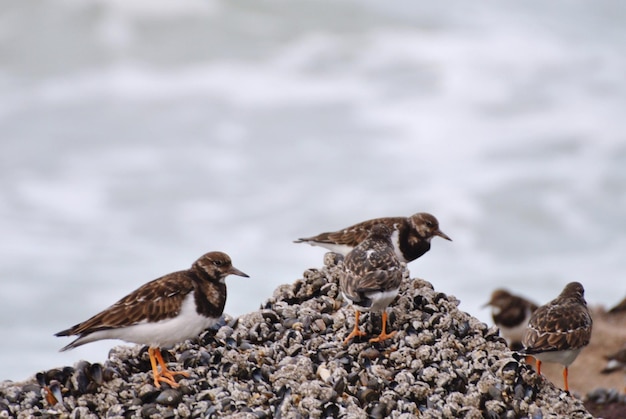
{"left": 340, "top": 268, "right": 403, "bottom": 306}
{"left": 341, "top": 240, "right": 402, "bottom": 303}
{"left": 522, "top": 302, "right": 592, "bottom": 353}
{"left": 339, "top": 270, "right": 360, "bottom": 302}
{"left": 299, "top": 217, "right": 403, "bottom": 246}
{"left": 355, "top": 269, "right": 402, "bottom": 294}
{"left": 56, "top": 272, "right": 195, "bottom": 336}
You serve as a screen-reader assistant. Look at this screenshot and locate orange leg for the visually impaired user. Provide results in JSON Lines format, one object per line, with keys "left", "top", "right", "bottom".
{"left": 563, "top": 367, "right": 569, "bottom": 392}
{"left": 148, "top": 347, "right": 189, "bottom": 388}
{"left": 536, "top": 359, "right": 542, "bottom": 375}
{"left": 344, "top": 310, "right": 367, "bottom": 344}
{"left": 369, "top": 311, "right": 396, "bottom": 343}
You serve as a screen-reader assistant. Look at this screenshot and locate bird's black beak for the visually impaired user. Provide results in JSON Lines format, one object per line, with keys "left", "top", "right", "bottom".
{"left": 435, "top": 229, "right": 452, "bottom": 241}
{"left": 229, "top": 266, "right": 249, "bottom": 278}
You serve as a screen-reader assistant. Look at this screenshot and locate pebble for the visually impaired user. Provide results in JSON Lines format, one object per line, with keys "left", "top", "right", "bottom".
{"left": 155, "top": 389, "right": 182, "bottom": 407}
{"left": 0, "top": 260, "right": 595, "bottom": 418}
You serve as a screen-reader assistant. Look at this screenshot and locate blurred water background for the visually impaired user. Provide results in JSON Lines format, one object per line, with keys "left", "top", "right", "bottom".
{"left": 1, "top": 0, "right": 625, "bottom": 382}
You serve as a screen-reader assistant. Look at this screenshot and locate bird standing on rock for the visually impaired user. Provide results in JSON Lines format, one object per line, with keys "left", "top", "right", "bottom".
{"left": 295, "top": 212, "right": 451, "bottom": 263}
{"left": 521, "top": 282, "right": 592, "bottom": 392}
{"left": 339, "top": 224, "right": 403, "bottom": 344}
{"left": 56, "top": 251, "right": 249, "bottom": 388}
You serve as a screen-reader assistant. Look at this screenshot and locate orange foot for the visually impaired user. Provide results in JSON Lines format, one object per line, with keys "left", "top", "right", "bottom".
{"left": 369, "top": 311, "right": 396, "bottom": 343}
{"left": 344, "top": 310, "right": 367, "bottom": 344}
{"left": 369, "top": 330, "right": 396, "bottom": 343}
{"left": 148, "top": 347, "right": 190, "bottom": 388}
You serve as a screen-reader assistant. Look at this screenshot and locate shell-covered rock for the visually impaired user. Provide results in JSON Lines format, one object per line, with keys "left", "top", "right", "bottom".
{"left": 0, "top": 256, "right": 593, "bottom": 418}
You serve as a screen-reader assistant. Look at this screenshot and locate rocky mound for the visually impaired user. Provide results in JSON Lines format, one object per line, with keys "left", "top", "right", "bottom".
{"left": 0, "top": 255, "right": 593, "bottom": 418}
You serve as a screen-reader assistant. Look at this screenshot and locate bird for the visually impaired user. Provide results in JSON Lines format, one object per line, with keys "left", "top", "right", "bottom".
{"left": 483, "top": 289, "right": 538, "bottom": 350}
{"left": 339, "top": 223, "right": 403, "bottom": 344}
{"left": 521, "top": 282, "right": 592, "bottom": 392}
{"left": 295, "top": 212, "right": 451, "bottom": 264}
{"left": 601, "top": 346, "right": 626, "bottom": 375}
{"left": 55, "top": 251, "right": 249, "bottom": 388}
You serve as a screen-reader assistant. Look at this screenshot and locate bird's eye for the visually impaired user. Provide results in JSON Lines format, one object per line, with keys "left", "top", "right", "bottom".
{"left": 213, "top": 260, "right": 222, "bottom": 266}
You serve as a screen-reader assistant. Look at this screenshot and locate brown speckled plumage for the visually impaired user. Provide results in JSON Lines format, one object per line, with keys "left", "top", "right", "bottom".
{"left": 521, "top": 281, "right": 592, "bottom": 392}
{"left": 340, "top": 224, "right": 403, "bottom": 343}
{"left": 56, "top": 251, "right": 248, "bottom": 387}
{"left": 523, "top": 282, "right": 592, "bottom": 354}
{"left": 295, "top": 212, "right": 451, "bottom": 263}
{"left": 484, "top": 289, "right": 538, "bottom": 350}
{"left": 56, "top": 252, "right": 245, "bottom": 344}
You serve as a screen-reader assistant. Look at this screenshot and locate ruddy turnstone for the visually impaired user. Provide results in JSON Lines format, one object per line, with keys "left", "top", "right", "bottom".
{"left": 56, "top": 251, "right": 248, "bottom": 388}
{"left": 339, "top": 224, "right": 403, "bottom": 344}
{"left": 295, "top": 212, "right": 451, "bottom": 263}
{"left": 483, "top": 289, "right": 538, "bottom": 350}
{"left": 521, "top": 282, "right": 592, "bottom": 392}
{"left": 601, "top": 346, "right": 626, "bottom": 374}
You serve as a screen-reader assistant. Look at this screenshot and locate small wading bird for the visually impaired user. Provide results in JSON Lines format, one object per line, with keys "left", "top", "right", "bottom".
{"left": 483, "top": 289, "right": 538, "bottom": 350}
{"left": 339, "top": 224, "right": 403, "bottom": 344}
{"left": 56, "top": 251, "right": 248, "bottom": 388}
{"left": 295, "top": 212, "right": 451, "bottom": 263}
{"left": 521, "top": 282, "right": 592, "bottom": 392}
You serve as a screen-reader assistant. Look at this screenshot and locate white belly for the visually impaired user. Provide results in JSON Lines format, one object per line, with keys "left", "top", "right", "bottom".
{"left": 345, "top": 289, "right": 399, "bottom": 313}
{"left": 533, "top": 348, "right": 582, "bottom": 367}
{"left": 310, "top": 242, "right": 354, "bottom": 255}
{"left": 78, "top": 294, "right": 218, "bottom": 348}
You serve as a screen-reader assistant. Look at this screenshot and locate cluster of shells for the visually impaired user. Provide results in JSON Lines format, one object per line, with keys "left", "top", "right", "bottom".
{"left": 1, "top": 255, "right": 594, "bottom": 418}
